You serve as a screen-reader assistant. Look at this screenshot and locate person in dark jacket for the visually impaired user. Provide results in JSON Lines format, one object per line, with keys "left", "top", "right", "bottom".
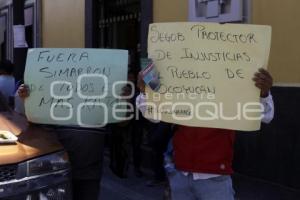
{"left": 17, "top": 85, "right": 108, "bottom": 200}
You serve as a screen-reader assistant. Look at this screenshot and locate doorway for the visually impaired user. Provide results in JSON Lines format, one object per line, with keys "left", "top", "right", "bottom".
{"left": 0, "top": 13, "right": 7, "bottom": 60}
{"left": 87, "top": 0, "right": 152, "bottom": 72}
{"left": 98, "top": 0, "right": 141, "bottom": 70}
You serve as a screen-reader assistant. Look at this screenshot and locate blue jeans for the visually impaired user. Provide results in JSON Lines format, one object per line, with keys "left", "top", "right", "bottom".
{"left": 168, "top": 170, "right": 235, "bottom": 200}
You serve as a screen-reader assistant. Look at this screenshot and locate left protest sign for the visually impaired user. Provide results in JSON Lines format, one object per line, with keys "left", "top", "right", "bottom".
{"left": 24, "top": 48, "right": 128, "bottom": 127}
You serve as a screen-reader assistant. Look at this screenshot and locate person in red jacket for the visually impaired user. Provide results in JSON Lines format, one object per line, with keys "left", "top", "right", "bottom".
{"left": 136, "top": 68, "right": 274, "bottom": 200}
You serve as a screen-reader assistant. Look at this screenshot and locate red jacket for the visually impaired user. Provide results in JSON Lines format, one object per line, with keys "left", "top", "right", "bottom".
{"left": 173, "top": 126, "right": 235, "bottom": 175}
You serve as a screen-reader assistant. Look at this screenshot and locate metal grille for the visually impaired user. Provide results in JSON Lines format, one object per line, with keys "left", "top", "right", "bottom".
{"left": 0, "top": 164, "right": 17, "bottom": 182}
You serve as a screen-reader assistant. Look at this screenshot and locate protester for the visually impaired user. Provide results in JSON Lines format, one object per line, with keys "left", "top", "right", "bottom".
{"left": 133, "top": 63, "right": 173, "bottom": 185}
{"left": 17, "top": 84, "right": 108, "bottom": 200}
{"left": 129, "top": 69, "right": 145, "bottom": 178}
{"left": 146, "top": 122, "right": 172, "bottom": 186}
{"left": 109, "top": 68, "right": 146, "bottom": 178}
{"left": 137, "top": 68, "right": 274, "bottom": 200}
{"left": 0, "top": 60, "right": 15, "bottom": 105}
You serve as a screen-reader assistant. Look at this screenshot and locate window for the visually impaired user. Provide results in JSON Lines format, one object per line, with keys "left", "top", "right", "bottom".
{"left": 0, "top": 4, "right": 13, "bottom": 61}
{"left": 24, "top": 0, "right": 41, "bottom": 48}
{"left": 0, "top": 13, "right": 7, "bottom": 60}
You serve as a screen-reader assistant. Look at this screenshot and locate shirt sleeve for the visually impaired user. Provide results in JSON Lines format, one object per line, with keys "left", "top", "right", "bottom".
{"left": 260, "top": 93, "right": 274, "bottom": 124}
{"left": 14, "top": 94, "right": 26, "bottom": 115}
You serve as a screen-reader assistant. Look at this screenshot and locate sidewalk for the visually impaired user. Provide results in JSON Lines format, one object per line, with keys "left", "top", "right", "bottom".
{"left": 100, "top": 157, "right": 164, "bottom": 200}
{"left": 100, "top": 157, "right": 300, "bottom": 200}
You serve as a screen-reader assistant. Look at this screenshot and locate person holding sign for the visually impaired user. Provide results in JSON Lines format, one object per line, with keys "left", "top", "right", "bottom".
{"left": 17, "top": 84, "right": 107, "bottom": 200}
{"left": 16, "top": 48, "right": 129, "bottom": 200}
{"left": 136, "top": 68, "right": 274, "bottom": 200}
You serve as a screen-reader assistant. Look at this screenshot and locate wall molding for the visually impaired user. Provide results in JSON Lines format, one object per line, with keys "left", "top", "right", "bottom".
{"left": 273, "top": 83, "right": 300, "bottom": 88}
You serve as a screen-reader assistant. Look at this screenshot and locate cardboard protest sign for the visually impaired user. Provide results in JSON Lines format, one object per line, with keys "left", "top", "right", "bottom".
{"left": 24, "top": 48, "right": 128, "bottom": 127}
{"left": 144, "top": 22, "right": 272, "bottom": 131}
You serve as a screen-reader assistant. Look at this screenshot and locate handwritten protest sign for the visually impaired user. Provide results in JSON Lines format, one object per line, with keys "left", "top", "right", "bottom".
{"left": 144, "top": 22, "right": 272, "bottom": 131}
{"left": 24, "top": 48, "right": 128, "bottom": 127}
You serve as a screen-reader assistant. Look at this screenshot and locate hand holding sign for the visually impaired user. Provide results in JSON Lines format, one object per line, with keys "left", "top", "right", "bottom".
{"left": 253, "top": 68, "right": 273, "bottom": 97}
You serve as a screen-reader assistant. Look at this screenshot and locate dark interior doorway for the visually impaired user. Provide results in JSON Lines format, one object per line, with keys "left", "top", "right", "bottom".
{"left": 86, "top": 0, "right": 152, "bottom": 72}
{"left": 0, "top": 14, "right": 7, "bottom": 60}
{"left": 98, "top": 0, "right": 141, "bottom": 71}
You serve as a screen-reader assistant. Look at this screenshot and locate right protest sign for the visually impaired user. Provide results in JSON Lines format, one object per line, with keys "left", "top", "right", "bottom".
{"left": 144, "top": 22, "right": 272, "bottom": 131}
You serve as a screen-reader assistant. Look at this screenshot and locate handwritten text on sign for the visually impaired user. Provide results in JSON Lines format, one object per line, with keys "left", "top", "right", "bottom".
{"left": 145, "top": 22, "right": 272, "bottom": 131}
{"left": 24, "top": 48, "right": 128, "bottom": 127}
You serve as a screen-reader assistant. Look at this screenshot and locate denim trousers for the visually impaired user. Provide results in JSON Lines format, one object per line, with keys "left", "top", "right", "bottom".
{"left": 168, "top": 170, "right": 235, "bottom": 200}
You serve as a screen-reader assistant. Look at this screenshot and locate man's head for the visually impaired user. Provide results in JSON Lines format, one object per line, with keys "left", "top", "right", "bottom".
{"left": 0, "top": 60, "right": 14, "bottom": 75}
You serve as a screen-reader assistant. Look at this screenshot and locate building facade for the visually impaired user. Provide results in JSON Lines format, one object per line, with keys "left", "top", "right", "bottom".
{"left": 1, "top": 0, "right": 300, "bottom": 190}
